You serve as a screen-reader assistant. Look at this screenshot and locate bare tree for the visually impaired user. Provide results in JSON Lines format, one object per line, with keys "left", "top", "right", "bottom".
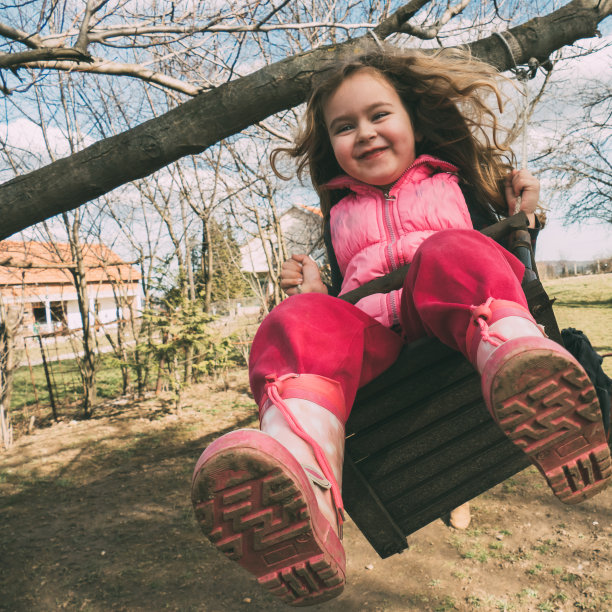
{"left": 13, "top": 73, "right": 105, "bottom": 417}
{"left": 103, "top": 191, "right": 166, "bottom": 397}
{"left": 0, "top": 1, "right": 610, "bottom": 239}
{"left": 226, "top": 148, "right": 292, "bottom": 312}
{"left": 63, "top": 211, "right": 100, "bottom": 417}
{"left": 538, "top": 80, "right": 612, "bottom": 224}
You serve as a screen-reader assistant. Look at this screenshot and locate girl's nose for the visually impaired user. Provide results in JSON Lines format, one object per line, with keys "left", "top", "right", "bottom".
{"left": 357, "top": 121, "right": 376, "bottom": 142}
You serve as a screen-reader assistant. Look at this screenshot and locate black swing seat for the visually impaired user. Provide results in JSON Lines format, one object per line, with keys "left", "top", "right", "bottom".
{"left": 339, "top": 213, "right": 563, "bottom": 558}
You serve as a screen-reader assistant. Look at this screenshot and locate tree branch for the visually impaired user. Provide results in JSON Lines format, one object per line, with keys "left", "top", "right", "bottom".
{"left": 397, "top": 0, "right": 471, "bottom": 39}
{"left": 0, "top": 0, "right": 610, "bottom": 240}
{"left": 257, "top": 0, "right": 294, "bottom": 28}
{"left": 21, "top": 57, "right": 200, "bottom": 95}
{"left": 74, "top": 0, "right": 97, "bottom": 54}
{"left": 374, "top": 0, "right": 432, "bottom": 39}
{"left": 0, "top": 22, "right": 44, "bottom": 49}
{"left": 0, "top": 48, "right": 92, "bottom": 69}
{"left": 48, "top": 21, "right": 379, "bottom": 45}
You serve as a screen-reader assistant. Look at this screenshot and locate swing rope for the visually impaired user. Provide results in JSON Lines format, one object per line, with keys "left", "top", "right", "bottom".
{"left": 493, "top": 32, "right": 540, "bottom": 213}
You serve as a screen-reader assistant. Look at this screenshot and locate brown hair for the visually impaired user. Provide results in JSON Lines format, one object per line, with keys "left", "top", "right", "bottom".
{"left": 271, "top": 47, "right": 516, "bottom": 219}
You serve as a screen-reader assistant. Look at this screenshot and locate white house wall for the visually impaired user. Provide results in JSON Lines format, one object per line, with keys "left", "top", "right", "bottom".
{"left": 240, "top": 206, "right": 324, "bottom": 274}
{"left": 65, "top": 300, "right": 83, "bottom": 329}
{"left": 1, "top": 282, "right": 143, "bottom": 333}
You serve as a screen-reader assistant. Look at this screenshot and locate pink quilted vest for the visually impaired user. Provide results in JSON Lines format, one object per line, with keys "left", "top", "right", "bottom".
{"left": 326, "top": 155, "right": 472, "bottom": 328}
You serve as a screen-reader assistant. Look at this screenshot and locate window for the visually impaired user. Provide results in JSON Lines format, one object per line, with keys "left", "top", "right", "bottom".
{"left": 31, "top": 301, "right": 67, "bottom": 327}
{"left": 32, "top": 302, "right": 46, "bottom": 324}
{"left": 49, "top": 301, "right": 66, "bottom": 324}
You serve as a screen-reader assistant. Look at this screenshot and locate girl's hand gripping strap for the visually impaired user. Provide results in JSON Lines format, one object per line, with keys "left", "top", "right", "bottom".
{"left": 263, "top": 374, "right": 346, "bottom": 537}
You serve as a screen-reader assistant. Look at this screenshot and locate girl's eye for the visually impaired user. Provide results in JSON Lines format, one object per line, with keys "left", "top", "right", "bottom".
{"left": 336, "top": 124, "right": 353, "bottom": 134}
{"left": 373, "top": 111, "right": 389, "bottom": 121}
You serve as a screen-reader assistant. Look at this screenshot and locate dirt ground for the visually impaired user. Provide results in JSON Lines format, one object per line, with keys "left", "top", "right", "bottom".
{"left": 1, "top": 370, "right": 610, "bottom": 612}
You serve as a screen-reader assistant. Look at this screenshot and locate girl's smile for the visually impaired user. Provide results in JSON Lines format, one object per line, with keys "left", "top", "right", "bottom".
{"left": 324, "top": 70, "right": 419, "bottom": 187}
{"left": 358, "top": 147, "right": 388, "bottom": 160}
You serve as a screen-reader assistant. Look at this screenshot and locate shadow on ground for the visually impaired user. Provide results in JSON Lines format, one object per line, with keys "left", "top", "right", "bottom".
{"left": 1, "top": 386, "right": 611, "bottom": 612}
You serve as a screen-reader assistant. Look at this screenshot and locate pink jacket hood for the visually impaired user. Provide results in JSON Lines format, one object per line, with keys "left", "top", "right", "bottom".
{"left": 326, "top": 155, "right": 473, "bottom": 328}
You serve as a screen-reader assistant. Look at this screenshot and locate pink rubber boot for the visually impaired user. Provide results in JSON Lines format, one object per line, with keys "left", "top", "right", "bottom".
{"left": 191, "top": 374, "right": 346, "bottom": 606}
{"left": 467, "top": 298, "right": 611, "bottom": 504}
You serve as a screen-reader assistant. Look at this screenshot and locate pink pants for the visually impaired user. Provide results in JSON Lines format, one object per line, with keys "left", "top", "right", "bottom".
{"left": 249, "top": 229, "right": 527, "bottom": 423}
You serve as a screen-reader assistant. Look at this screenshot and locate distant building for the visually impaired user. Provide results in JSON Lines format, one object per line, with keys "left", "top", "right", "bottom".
{"left": 536, "top": 259, "right": 611, "bottom": 279}
{"left": 0, "top": 241, "right": 142, "bottom": 335}
{"left": 240, "top": 204, "right": 324, "bottom": 294}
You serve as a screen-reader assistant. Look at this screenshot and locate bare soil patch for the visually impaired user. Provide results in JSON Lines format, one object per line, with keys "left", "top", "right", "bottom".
{"left": 1, "top": 370, "right": 610, "bottom": 612}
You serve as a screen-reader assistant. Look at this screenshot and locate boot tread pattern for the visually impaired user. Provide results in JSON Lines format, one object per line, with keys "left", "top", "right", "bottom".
{"left": 547, "top": 447, "right": 612, "bottom": 503}
{"left": 260, "top": 556, "right": 344, "bottom": 604}
{"left": 492, "top": 360, "right": 611, "bottom": 504}
{"left": 192, "top": 453, "right": 344, "bottom": 605}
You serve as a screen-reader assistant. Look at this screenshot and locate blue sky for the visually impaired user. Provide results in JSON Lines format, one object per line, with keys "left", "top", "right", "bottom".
{"left": 2, "top": 2, "right": 610, "bottom": 264}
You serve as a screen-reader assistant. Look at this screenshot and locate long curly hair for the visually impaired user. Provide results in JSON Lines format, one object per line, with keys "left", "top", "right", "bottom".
{"left": 271, "top": 47, "right": 516, "bottom": 219}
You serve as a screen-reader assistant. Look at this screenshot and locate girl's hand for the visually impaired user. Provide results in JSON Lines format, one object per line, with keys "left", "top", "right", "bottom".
{"left": 279, "top": 254, "right": 328, "bottom": 296}
{"left": 505, "top": 169, "right": 540, "bottom": 228}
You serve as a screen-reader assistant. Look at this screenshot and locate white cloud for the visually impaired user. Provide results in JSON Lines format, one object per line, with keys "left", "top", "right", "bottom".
{"left": 1, "top": 117, "right": 87, "bottom": 160}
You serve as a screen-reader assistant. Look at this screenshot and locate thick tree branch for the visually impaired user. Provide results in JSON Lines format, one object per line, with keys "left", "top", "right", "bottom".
{"left": 0, "top": 48, "right": 92, "bottom": 69}
{"left": 21, "top": 57, "right": 200, "bottom": 95}
{"left": 0, "top": 0, "right": 610, "bottom": 240}
{"left": 469, "top": 0, "right": 611, "bottom": 71}
{"left": 74, "top": 0, "right": 97, "bottom": 54}
{"left": 398, "top": 0, "right": 471, "bottom": 39}
{"left": 374, "top": 0, "right": 431, "bottom": 39}
{"left": 42, "top": 21, "right": 380, "bottom": 45}
{"left": 0, "top": 22, "right": 44, "bottom": 49}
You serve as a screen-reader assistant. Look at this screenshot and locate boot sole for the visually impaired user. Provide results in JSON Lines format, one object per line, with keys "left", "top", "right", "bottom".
{"left": 487, "top": 346, "right": 612, "bottom": 504}
{"left": 191, "top": 430, "right": 345, "bottom": 606}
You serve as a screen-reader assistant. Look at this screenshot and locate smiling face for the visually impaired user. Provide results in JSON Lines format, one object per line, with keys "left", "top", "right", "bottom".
{"left": 323, "top": 69, "right": 419, "bottom": 187}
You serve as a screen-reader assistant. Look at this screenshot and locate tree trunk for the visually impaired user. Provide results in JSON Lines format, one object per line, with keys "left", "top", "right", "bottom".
{"left": 0, "top": 312, "right": 19, "bottom": 450}
{"left": 135, "top": 260, "right": 152, "bottom": 396}
{"left": 155, "top": 330, "right": 169, "bottom": 396}
{"left": 202, "top": 219, "right": 214, "bottom": 313}
{"left": 184, "top": 344, "right": 194, "bottom": 386}
{"left": 114, "top": 299, "right": 131, "bottom": 395}
{"left": 65, "top": 214, "right": 99, "bottom": 417}
{"left": 0, "top": 304, "right": 23, "bottom": 449}
{"left": 0, "top": 1, "right": 609, "bottom": 239}
{"left": 118, "top": 317, "right": 131, "bottom": 395}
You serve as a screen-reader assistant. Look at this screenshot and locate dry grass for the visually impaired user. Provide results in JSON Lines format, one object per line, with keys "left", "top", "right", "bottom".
{"left": 0, "top": 274, "right": 610, "bottom": 611}
{"left": 542, "top": 273, "right": 612, "bottom": 377}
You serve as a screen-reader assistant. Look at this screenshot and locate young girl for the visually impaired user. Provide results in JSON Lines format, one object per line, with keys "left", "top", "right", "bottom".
{"left": 191, "top": 48, "right": 611, "bottom": 606}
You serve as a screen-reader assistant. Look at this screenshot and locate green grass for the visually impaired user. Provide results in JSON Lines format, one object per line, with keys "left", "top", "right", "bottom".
{"left": 12, "top": 354, "right": 127, "bottom": 406}
{"left": 542, "top": 273, "right": 612, "bottom": 377}
{"left": 541, "top": 273, "right": 612, "bottom": 306}
{"left": 9, "top": 354, "right": 132, "bottom": 429}
{"left": 6, "top": 273, "right": 610, "bottom": 428}
{"left": 527, "top": 563, "right": 544, "bottom": 575}
{"left": 534, "top": 539, "right": 556, "bottom": 554}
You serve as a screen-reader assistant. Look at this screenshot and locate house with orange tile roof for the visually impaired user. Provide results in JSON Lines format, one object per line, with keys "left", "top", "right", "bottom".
{"left": 0, "top": 241, "right": 142, "bottom": 335}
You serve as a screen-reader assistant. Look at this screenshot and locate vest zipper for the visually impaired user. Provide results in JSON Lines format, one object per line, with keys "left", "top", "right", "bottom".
{"left": 372, "top": 167, "right": 414, "bottom": 327}
{"left": 382, "top": 188, "right": 399, "bottom": 271}
{"left": 381, "top": 164, "right": 411, "bottom": 270}
{"left": 382, "top": 188, "right": 400, "bottom": 327}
